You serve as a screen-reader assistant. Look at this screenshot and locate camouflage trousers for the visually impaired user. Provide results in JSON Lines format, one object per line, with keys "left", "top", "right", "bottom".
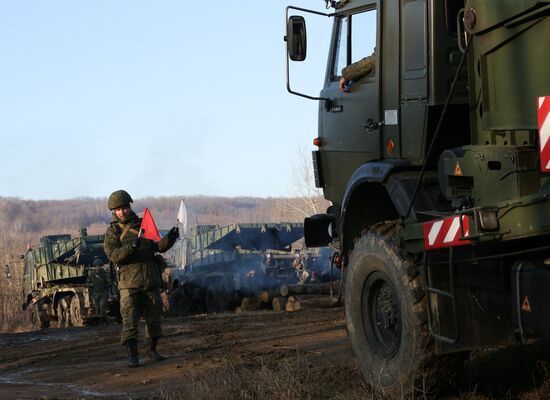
{"left": 298, "top": 270, "right": 310, "bottom": 285}
{"left": 92, "top": 292, "right": 108, "bottom": 319}
{"left": 119, "top": 288, "right": 163, "bottom": 344}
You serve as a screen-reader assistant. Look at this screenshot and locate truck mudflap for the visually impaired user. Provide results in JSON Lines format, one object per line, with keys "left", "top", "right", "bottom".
{"left": 512, "top": 260, "right": 550, "bottom": 339}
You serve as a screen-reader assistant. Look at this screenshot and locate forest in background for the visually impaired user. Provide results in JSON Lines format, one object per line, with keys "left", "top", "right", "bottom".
{"left": 0, "top": 195, "right": 329, "bottom": 332}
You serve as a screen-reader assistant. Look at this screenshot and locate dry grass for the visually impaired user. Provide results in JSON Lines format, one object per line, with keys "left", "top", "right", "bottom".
{"left": 0, "top": 235, "right": 30, "bottom": 332}
{"left": 137, "top": 347, "right": 550, "bottom": 400}
{"left": 152, "top": 355, "right": 374, "bottom": 400}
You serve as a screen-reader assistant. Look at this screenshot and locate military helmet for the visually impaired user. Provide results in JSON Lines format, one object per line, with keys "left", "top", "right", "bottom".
{"left": 93, "top": 258, "right": 103, "bottom": 266}
{"left": 108, "top": 190, "right": 133, "bottom": 210}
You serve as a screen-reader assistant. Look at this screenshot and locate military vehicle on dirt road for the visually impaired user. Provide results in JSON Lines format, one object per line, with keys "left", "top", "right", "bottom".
{"left": 285, "top": 0, "right": 550, "bottom": 396}
{"left": 21, "top": 228, "right": 116, "bottom": 329}
{"left": 167, "top": 223, "right": 308, "bottom": 314}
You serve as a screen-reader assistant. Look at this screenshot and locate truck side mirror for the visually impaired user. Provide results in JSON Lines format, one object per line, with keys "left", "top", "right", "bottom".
{"left": 286, "top": 15, "right": 307, "bottom": 61}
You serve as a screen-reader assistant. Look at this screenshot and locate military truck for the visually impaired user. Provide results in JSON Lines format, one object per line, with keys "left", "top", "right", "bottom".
{"left": 21, "top": 228, "right": 114, "bottom": 329}
{"left": 168, "top": 223, "right": 305, "bottom": 314}
{"left": 285, "top": 0, "right": 550, "bottom": 396}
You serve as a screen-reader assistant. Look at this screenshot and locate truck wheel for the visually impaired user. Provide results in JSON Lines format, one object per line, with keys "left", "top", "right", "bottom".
{"left": 70, "top": 297, "right": 84, "bottom": 327}
{"left": 169, "top": 287, "right": 189, "bottom": 316}
{"left": 57, "top": 297, "right": 72, "bottom": 328}
{"left": 29, "top": 302, "right": 50, "bottom": 330}
{"left": 205, "top": 280, "right": 228, "bottom": 313}
{"left": 29, "top": 306, "right": 43, "bottom": 329}
{"left": 29, "top": 308, "right": 39, "bottom": 327}
{"left": 345, "top": 222, "right": 464, "bottom": 397}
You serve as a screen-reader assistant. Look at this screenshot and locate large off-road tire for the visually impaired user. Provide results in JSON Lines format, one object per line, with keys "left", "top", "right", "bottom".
{"left": 205, "top": 279, "right": 228, "bottom": 313}
{"left": 69, "top": 297, "right": 84, "bottom": 327}
{"left": 29, "top": 304, "right": 48, "bottom": 329}
{"left": 345, "top": 222, "right": 464, "bottom": 398}
{"left": 169, "top": 286, "right": 191, "bottom": 316}
{"left": 57, "top": 297, "right": 72, "bottom": 328}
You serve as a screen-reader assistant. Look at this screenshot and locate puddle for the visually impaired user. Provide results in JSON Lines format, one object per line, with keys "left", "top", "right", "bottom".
{"left": 0, "top": 371, "right": 116, "bottom": 398}
{"left": 0, "top": 330, "right": 85, "bottom": 347}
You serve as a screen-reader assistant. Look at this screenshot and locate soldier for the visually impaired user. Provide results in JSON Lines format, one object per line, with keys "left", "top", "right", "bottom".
{"left": 87, "top": 258, "right": 109, "bottom": 323}
{"left": 103, "top": 190, "right": 179, "bottom": 368}
{"left": 339, "top": 49, "right": 376, "bottom": 93}
{"left": 293, "top": 253, "right": 309, "bottom": 285}
{"left": 263, "top": 251, "right": 276, "bottom": 277}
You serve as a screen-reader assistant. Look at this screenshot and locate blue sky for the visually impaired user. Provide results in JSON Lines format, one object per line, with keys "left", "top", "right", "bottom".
{"left": 0, "top": 1, "right": 333, "bottom": 200}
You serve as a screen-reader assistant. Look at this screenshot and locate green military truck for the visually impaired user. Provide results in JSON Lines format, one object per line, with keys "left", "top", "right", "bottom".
{"left": 168, "top": 223, "right": 305, "bottom": 314}
{"left": 22, "top": 228, "right": 114, "bottom": 329}
{"left": 285, "top": 0, "right": 550, "bottom": 396}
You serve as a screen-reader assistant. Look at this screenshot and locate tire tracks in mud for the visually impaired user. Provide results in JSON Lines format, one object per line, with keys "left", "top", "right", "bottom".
{"left": 0, "top": 306, "right": 352, "bottom": 400}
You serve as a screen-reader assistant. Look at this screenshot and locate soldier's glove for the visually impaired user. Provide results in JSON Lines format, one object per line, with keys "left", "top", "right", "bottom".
{"left": 168, "top": 226, "right": 180, "bottom": 241}
{"left": 131, "top": 237, "right": 141, "bottom": 249}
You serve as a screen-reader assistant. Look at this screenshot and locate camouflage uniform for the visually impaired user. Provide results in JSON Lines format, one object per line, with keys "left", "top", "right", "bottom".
{"left": 103, "top": 211, "right": 177, "bottom": 344}
{"left": 341, "top": 51, "right": 376, "bottom": 82}
{"left": 87, "top": 266, "right": 109, "bottom": 319}
{"left": 293, "top": 256, "right": 309, "bottom": 285}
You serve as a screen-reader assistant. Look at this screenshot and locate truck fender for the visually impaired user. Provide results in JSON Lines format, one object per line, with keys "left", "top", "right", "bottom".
{"left": 340, "top": 160, "right": 408, "bottom": 255}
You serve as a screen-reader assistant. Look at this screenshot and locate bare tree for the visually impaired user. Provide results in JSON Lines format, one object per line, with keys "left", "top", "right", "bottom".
{"left": 284, "top": 146, "right": 330, "bottom": 218}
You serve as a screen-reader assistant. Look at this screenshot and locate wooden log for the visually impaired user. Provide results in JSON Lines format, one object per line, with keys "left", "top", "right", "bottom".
{"left": 239, "top": 296, "right": 259, "bottom": 312}
{"left": 285, "top": 295, "right": 299, "bottom": 312}
{"left": 255, "top": 289, "right": 280, "bottom": 304}
{"left": 272, "top": 296, "right": 288, "bottom": 313}
{"left": 289, "top": 294, "right": 339, "bottom": 310}
{"left": 279, "top": 284, "right": 304, "bottom": 297}
{"left": 304, "top": 281, "right": 341, "bottom": 295}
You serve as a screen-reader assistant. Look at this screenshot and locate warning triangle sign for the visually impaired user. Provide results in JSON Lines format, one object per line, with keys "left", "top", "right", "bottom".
{"left": 454, "top": 161, "right": 463, "bottom": 176}
{"left": 521, "top": 295, "right": 532, "bottom": 312}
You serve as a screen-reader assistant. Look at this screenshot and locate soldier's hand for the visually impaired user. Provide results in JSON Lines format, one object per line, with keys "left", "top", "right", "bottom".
{"left": 339, "top": 77, "right": 347, "bottom": 92}
{"left": 168, "top": 226, "right": 179, "bottom": 240}
{"left": 339, "top": 77, "right": 353, "bottom": 93}
{"left": 131, "top": 237, "right": 141, "bottom": 249}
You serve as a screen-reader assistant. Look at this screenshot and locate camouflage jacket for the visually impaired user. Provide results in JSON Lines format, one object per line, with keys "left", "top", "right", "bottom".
{"left": 341, "top": 51, "right": 376, "bottom": 82}
{"left": 103, "top": 211, "right": 176, "bottom": 290}
{"left": 87, "top": 268, "right": 109, "bottom": 293}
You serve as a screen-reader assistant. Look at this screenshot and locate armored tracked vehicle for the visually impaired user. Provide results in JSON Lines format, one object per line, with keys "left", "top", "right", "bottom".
{"left": 22, "top": 228, "right": 116, "bottom": 329}
{"left": 168, "top": 223, "right": 305, "bottom": 314}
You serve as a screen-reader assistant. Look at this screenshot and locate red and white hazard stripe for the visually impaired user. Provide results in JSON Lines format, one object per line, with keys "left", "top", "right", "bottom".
{"left": 538, "top": 96, "right": 550, "bottom": 172}
{"left": 423, "top": 215, "right": 471, "bottom": 251}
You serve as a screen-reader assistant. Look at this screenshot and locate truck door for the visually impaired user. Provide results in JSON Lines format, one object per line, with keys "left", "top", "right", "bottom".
{"left": 320, "top": 7, "right": 380, "bottom": 164}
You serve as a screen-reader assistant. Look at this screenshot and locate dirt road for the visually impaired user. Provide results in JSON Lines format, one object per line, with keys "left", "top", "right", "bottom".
{"left": 0, "top": 307, "right": 362, "bottom": 400}
{"left": 2, "top": 306, "right": 550, "bottom": 400}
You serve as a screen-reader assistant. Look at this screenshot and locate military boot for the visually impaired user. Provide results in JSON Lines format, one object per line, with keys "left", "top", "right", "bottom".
{"left": 126, "top": 339, "right": 139, "bottom": 368}
{"left": 147, "top": 337, "right": 166, "bottom": 361}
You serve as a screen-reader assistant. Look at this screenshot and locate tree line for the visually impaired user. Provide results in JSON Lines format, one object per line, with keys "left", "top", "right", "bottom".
{"left": 0, "top": 195, "right": 329, "bottom": 332}
{"left": 0, "top": 195, "right": 328, "bottom": 237}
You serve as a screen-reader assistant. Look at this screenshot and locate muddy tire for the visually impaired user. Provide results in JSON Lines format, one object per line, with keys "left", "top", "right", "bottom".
{"left": 29, "top": 305, "right": 42, "bottom": 329}
{"left": 205, "top": 279, "right": 228, "bottom": 313}
{"left": 57, "top": 297, "right": 72, "bottom": 328}
{"left": 169, "top": 287, "right": 190, "bottom": 316}
{"left": 29, "top": 302, "right": 50, "bottom": 330}
{"left": 69, "top": 297, "right": 84, "bottom": 327}
{"left": 345, "top": 222, "right": 464, "bottom": 397}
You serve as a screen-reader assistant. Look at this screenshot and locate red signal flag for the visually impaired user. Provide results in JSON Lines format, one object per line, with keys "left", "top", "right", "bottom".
{"left": 140, "top": 208, "right": 161, "bottom": 241}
